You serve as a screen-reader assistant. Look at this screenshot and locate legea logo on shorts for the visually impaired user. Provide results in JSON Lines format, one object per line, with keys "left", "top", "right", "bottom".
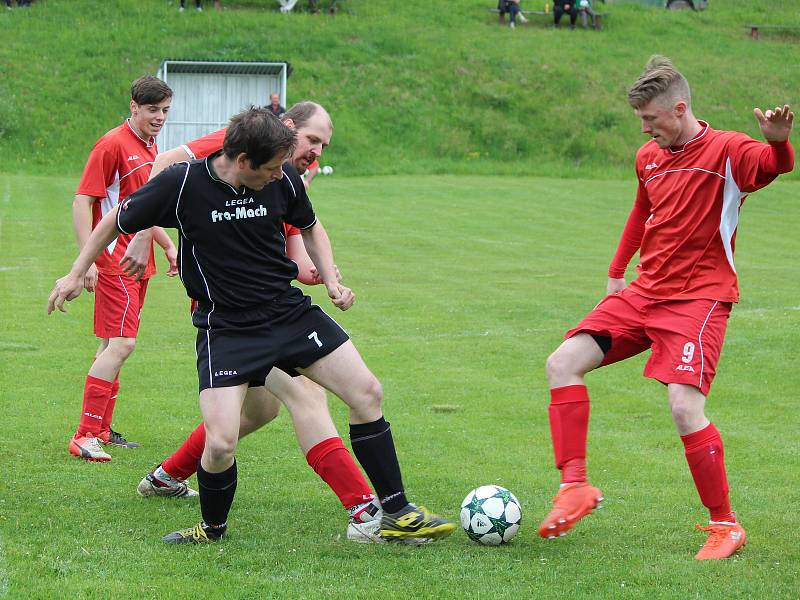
{"left": 214, "top": 370, "right": 238, "bottom": 376}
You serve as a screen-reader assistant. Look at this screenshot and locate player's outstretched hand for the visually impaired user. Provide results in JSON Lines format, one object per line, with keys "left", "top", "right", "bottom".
{"left": 754, "top": 104, "right": 794, "bottom": 142}
{"left": 47, "top": 274, "right": 84, "bottom": 314}
{"left": 327, "top": 283, "right": 355, "bottom": 311}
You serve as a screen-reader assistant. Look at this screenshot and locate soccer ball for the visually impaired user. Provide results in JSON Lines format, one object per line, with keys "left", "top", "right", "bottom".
{"left": 460, "top": 485, "right": 522, "bottom": 545}
{"left": 321, "top": 165, "right": 333, "bottom": 175}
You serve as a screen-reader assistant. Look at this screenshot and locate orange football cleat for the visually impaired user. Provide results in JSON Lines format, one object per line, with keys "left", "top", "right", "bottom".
{"left": 538, "top": 481, "right": 603, "bottom": 539}
{"left": 694, "top": 520, "right": 746, "bottom": 560}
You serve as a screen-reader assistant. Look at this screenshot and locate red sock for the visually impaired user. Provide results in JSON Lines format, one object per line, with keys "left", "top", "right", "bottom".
{"left": 306, "top": 437, "right": 375, "bottom": 509}
{"left": 681, "top": 422, "right": 734, "bottom": 522}
{"left": 549, "top": 385, "right": 590, "bottom": 484}
{"left": 101, "top": 377, "right": 119, "bottom": 433}
{"left": 162, "top": 422, "right": 206, "bottom": 480}
{"left": 77, "top": 375, "right": 114, "bottom": 437}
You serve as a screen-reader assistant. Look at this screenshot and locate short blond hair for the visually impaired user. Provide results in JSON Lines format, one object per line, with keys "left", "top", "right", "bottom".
{"left": 627, "top": 55, "right": 691, "bottom": 109}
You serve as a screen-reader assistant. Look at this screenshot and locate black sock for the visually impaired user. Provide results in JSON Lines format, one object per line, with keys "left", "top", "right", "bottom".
{"left": 197, "top": 459, "right": 237, "bottom": 531}
{"left": 349, "top": 417, "right": 408, "bottom": 514}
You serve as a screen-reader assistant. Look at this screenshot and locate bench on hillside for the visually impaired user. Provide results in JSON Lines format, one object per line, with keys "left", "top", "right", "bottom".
{"left": 746, "top": 24, "right": 800, "bottom": 40}
{"left": 489, "top": 7, "right": 609, "bottom": 30}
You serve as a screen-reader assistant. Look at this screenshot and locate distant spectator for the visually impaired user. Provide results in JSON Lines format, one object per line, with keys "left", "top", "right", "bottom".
{"left": 578, "top": 0, "right": 597, "bottom": 28}
{"left": 497, "top": 0, "right": 528, "bottom": 28}
{"left": 179, "top": 0, "right": 201, "bottom": 11}
{"left": 180, "top": 0, "right": 218, "bottom": 11}
{"left": 554, "top": 0, "right": 578, "bottom": 28}
{"left": 267, "top": 93, "right": 286, "bottom": 118}
{"left": 6, "top": 0, "right": 33, "bottom": 7}
{"left": 309, "top": 0, "right": 338, "bottom": 14}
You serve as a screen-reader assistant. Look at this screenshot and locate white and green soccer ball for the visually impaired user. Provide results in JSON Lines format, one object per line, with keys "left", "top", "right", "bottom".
{"left": 460, "top": 485, "right": 522, "bottom": 545}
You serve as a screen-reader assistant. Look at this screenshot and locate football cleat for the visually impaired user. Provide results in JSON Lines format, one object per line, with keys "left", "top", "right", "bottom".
{"left": 68, "top": 435, "right": 112, "bottom": 462}
{"left": 162, "top": 522, "right": 225, "bottom": 545}
{"left": 694, "top": 520, "right": 746, "bottom": 560}
{"left": 380, "top": 504, "right": 455, "bottom": 541}
{"left": 99, "top": 428, "right": 140, "bottom": 448}
{"left": 347, "top": 499, "right": 384, "bottom": 543}
{"left": 137, "top": 469, "right": 198, "bottom": 499}
{"left": 538, "top": 481, "right": 604, "bottom": 539}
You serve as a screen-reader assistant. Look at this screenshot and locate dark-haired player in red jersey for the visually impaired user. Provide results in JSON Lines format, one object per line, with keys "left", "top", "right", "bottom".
{"left": 537, "top": 56, "right": 793, "bottom": 560}
{"left": 68, "top": 76, "right": 179, "bottom": 462}
{"left": 128, "top": 102, "right": 411, "bottom": 543}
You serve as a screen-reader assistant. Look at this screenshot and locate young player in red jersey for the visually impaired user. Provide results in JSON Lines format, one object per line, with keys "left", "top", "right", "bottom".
{"left": 538, "top": 56, "right": 794, "bottom": 560}
{"left": 68, "top": 76, "right": 178, "bottom": 461}
{"left": 129, "top": 102, "right": 407, "bottom": 543}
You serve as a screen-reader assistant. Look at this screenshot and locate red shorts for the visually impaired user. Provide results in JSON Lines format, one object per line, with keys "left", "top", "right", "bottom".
{"left": 565, "top": 287, "right": 731, "bottom": 395}
{"left": 93, "top": 273, "right": 150, "bottom": 339}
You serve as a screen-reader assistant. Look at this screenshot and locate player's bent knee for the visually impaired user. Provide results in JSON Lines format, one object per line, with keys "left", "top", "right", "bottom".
{"left": 545, "top": 349, "right": 572, "bottom": 383}
{"left": 360, "top": 376, "right": 383, "bottom": 411}
{"left": 109, "top": 337, "right": 137, "bottom": 359}
{"left": 204, "top": 434, "right": 237, "bottom": 463}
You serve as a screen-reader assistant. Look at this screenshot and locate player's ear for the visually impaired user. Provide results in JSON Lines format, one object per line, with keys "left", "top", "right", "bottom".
{"left": 235, "top": 153, "right": 251, "bottom": 170}
{"left": 130, "top": 99, "right": 138, "bottom": 116}
{"left": 674, "top": 101, "right": 687, "bottom": 118}
{"left": 282, "top": 118, "right": 296, "bottom": 130}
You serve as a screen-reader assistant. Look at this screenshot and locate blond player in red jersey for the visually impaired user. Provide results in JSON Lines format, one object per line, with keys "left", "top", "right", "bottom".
{"left": 538, "top": 56, "right": 794, "bottom": 560}
{"left": 69, "top": 76, "right": 179, "bottom": 461}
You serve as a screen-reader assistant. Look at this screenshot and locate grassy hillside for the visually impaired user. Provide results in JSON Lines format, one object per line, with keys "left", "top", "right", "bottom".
{"left": 0, "top": 0, "right": 798, "bottom": 178}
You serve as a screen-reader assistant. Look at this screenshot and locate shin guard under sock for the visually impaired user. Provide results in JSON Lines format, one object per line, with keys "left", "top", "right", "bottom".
{"left": 549, "top": 385, "right": 590, "bottom": 483}
{"left": 197, "top": 460, "right": 237, "bottom": 529}
{"left": 350, "top": 418, "right": 408, "bottom": 513}
{"left": 681, "top": 422, "right": 734, "bottom": 522}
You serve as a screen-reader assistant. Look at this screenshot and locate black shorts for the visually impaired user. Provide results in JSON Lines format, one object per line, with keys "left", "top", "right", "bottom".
{"left": 193, "top": 287, "right": 349, "bottom": 392}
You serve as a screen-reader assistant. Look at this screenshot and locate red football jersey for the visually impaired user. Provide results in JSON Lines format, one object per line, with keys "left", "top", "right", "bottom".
{"left": 183, "top": 128, "right": 227, "bottom": 160}
{"left": 610, "top": 122, "right": 793, "bottom": 303}
{"left": 76, "top": 120, "right": 158, "bottom": 277}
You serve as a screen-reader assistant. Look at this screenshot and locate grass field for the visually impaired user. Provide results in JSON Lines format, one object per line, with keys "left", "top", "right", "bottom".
{"left": 0, "top": 173, "right": 798, "bottom": 598}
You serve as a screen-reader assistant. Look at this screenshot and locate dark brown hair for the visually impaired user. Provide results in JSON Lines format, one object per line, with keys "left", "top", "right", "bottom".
{"left": 130, "top": 76, "right": 173, "bottom": 105}
{"left": 223, "top": 106, "right": 297, "bottom": 168}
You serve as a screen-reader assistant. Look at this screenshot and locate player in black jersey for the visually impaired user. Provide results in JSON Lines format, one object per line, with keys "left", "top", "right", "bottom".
{"left": 48, "top": 107, "right": 455, "bottom": 545}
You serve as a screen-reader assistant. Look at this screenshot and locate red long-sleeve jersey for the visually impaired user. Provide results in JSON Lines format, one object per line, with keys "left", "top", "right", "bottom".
{"left": 609, "top": 121, "right": 794, "bottom": 303}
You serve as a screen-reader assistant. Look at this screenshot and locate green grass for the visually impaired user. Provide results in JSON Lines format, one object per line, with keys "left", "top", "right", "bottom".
{"left": 0, "top": 173, "right": 798, "bottom": 598}
{"left": 1, "top": 0, "right": 799, "bottom": 178}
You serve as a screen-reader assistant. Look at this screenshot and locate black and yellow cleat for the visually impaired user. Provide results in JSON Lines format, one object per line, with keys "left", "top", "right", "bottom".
{"left": 380, "top": 504, "right": 456, "bottom": 541}
{"left": 162, "top": 522, "right": 226, "bottom": 545}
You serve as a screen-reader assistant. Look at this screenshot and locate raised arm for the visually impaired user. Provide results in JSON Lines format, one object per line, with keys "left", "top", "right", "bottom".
{"left": 299, "top": 221, "right": 354, "bottom": 310}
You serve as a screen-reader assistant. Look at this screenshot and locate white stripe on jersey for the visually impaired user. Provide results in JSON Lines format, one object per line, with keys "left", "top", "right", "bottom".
{"left": 283, "top": 168, "right": 297, "bottom": 197}
{"left": 719, "top": 158, "right": 745, "bottom": 274}
{"left": 102, "top": 170, "right": 121, "bottom": 255}
{"left": 120, "top": 161, "right": 154, "bottom": 182}
{"left": 181, "top": 144, "right": 196, "bottom": 160}
{"left": 643, "top": 167, "right": 725, "bottom": 187}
